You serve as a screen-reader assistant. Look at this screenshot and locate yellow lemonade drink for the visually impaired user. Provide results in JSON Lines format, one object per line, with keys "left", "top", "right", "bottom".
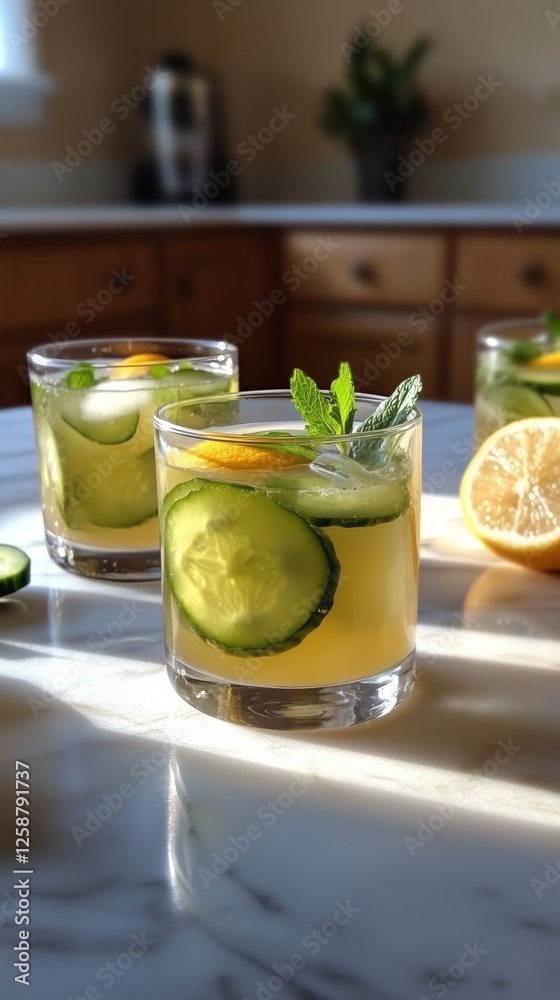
{"left": 28, "top": 339, "right": 237, "bottom": 579}
{"left": 155, "top": 386, "right": 421, "bottom": 728}
{"left": 158, "top": 454, "right": 418, "bottom": 687}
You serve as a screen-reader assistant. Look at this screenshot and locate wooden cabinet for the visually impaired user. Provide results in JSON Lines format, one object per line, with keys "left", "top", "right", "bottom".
{"left": 285, "top": 308, "right": 441, "bottom": 398}
{"left": 457, "top": 233, "right": 560, "bottom": 312}
{"left": 284, "top": 231, "right": 446, "bottom": 306}
{"left": 2, "top": 221, "right": 560, "bottom": 411}
{"left": 281, "top": 230, "right": 447, "bottom": 395}
{"left": 162, "top": 231, "right": 280, "bottom": 389}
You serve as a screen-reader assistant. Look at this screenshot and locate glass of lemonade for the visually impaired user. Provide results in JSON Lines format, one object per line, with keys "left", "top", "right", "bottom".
{"left": 28, "top": 338, "right": 238, "bottom": 580}
{"left": 154, "top": 390, "right": 421, "bottom": 730}
{"left": 475, "top": 318, "right": 560, "bottom": 443}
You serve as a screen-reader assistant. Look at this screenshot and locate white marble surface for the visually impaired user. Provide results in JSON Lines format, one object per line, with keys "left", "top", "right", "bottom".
{"left": 1, "top": 202, "right": 560, "bottom": 232}
{"left": 0, "top": 404, "right": 560, "bottom": 1000}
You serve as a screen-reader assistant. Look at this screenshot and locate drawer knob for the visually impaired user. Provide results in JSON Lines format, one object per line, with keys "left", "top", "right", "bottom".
{"left": 175, "top": 277, "right": 192, "bottom": 296}
{"left": 350, "top": 261, "right": 377, "bottom": 284}
{"left": 516, "top": 261, "right": 546, "bottom": 287}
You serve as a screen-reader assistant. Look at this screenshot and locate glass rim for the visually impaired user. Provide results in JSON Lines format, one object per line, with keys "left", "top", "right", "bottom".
{"left": 27, "top": 337, "right": 238, "bottom": 369}
{"left": 153, "top": 389, "right": 422, "bottom": 446}
{"left": 477, "top": 316, "right": 548, "bottom": 346}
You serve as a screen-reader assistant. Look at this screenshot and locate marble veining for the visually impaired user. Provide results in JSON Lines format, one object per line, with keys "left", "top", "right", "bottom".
{"left": 0, "top": 405, "right": 559, "bottom": 999}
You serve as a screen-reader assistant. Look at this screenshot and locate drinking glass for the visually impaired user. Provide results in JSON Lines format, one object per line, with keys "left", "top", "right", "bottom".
{"left": 28, "top": 338, "right": 238, "bottom": 580}
{"left": 154, "top": 390, "right": 421, "bottom": 730}
{"left": 474, "top": 318, "right": 560, "bottom": 444}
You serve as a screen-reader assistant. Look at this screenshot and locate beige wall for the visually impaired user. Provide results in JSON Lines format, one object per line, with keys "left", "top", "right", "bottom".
{"left": 3, "top": 0, "right": 560, "bottom": 191}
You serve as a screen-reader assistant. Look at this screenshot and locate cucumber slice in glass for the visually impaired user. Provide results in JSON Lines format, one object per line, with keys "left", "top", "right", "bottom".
{"left": 164, "top": 482, "right": 340, "bottom": 655}
{"left": 60, "top": 382, "right": 148, "bottom": 444}
{"left": 160, "top": 478, "right": 207, "bottom": 520}
{"left": 69, "top": 448, "right": 158, "bottom": 529}
{"left": 517, "top": 370, "right": 560, "bottom": 396}
{"left": 269, "top": 477, "right": 409, "bottom": 528}
{"left": 0, "top": 545, "right": 30, "bottom": 596}
{"left": 484, "top": 384, "right": 553, "bottom": 421}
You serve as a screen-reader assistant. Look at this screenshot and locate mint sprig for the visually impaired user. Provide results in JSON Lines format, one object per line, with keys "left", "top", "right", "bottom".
{"left": 503, "top": 310, "right": 560, "bottom": 364}
{"left": 350, "top": 374, "right": 422, "bottom": 464}
{"left": 290, "top": 362, "right": 356, "bottom": 437}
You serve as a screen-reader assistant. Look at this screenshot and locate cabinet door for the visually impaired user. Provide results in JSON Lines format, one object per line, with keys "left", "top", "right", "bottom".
{"left": 162, "top": 233, "right": 279, "bottom": 389}
{"left": 0, "top": 237, "right": 158, "bottom": 331}
{"left": 457, "top": 234, "right": 560, "bottom": 312}
{"left": 284, "top": 308, "right": 442, "bottom": 398}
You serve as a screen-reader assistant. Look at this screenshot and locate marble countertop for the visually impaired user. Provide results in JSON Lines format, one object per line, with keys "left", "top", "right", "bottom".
{"left": 1, "top": 202, "right": 559, "bottom": 232}
{"left": 1, "top": 403, "right": 559, "bottom": 1000}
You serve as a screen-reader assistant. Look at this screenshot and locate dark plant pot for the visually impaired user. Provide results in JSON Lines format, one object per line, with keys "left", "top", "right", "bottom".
{"left": 356, "top": 136, "right": 408, "bottom": 202}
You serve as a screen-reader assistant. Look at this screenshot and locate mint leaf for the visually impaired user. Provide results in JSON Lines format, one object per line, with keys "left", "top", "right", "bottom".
{"left": 503, "top": 341, "right": 544, "bottom": 364}
{"left": 542, "top": 310, "right": 560, "bottom": 343}
{"left": 350, "top": 375, "right": 422, "bottom": 464}
{"left": 62, "top": 363, "right": 97, "bottom": 389}
{"left": 329, "top": 361, "right": 356, "bottom": 434}
{"left": 151, "top": 363, "right": 172, "bottom": 378}
{"left": 357, "top": 375, "right": 422, "bottom": 433}
{"left": 290, "top": 369, "right": 340, "bottom": 436}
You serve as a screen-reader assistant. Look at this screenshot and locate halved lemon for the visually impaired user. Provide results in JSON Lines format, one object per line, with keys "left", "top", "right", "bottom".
{"left": 460, "top": 418, "right": 560, "bottom": 571}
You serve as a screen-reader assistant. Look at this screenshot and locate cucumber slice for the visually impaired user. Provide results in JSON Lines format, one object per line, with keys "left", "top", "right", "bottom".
{"left": 60, "top": 382, "right": 148, "bottom": 444}
{"left": 165, "top": 482, "right": 340, "bottom": 655}
{"left": 517, "top": 370, "right": 560, "bottom": 396}
{"left": 0, "top": 546, "right": 30, "bottom": 597}
{"left": 483, "top": 384, "right": 553, "bottom": 421}
{"left": 40, "top": 423, "right": 66, "bottom": 512}
{"left": 161, "top": 478, "right": 206, "bottom": 520}
{"left": 267, "top": 473, "right": 409, "bottom": 528}
{"left": 153, "top": 369, "right": 234, "bottom": 406}
{"left": 71, "top": 448, "right": 158, "bottom": 529}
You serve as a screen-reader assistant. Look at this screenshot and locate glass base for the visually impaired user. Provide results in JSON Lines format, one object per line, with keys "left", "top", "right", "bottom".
{"left": 166, "top": 648, "right": 416, "bottom": 731}
{"left": 45, "top": 530, "right": 161, "bottom": 582}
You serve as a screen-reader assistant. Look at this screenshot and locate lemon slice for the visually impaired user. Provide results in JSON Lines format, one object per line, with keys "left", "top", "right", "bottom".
{"left": 110, "top": 353, "right": 170, "bottom": 379}
{"left": 175, "top": 440, "right": 305, "bottom": 471}
{"left": 460, "top": 417, "right": 560, "bottom": 571}
{"left": 526, "top": 349, "right": 560, "bottom": 370}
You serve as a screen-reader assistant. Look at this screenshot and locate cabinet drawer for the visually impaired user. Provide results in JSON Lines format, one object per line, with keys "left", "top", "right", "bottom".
{"left": 284, "top": 308, "right": 441, "bottom": 398}
{"left": 283, "top": 232, "right": 446, "bottom": 306}
{"left": 0, "top": 238, "right": 158, "bottom": 331}
{"left": 457, "top": 234, "right": 560, "bottom": 312}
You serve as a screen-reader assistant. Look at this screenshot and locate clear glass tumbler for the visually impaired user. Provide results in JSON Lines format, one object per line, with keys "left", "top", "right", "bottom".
{"left": 28, "top": 338, "right": 238, "bottom": 580}
{"left": 474, "top": 318, "right": 560, "bottom": 444}
{"left": 154, "top": 390, "right": 422, "bottom": 730}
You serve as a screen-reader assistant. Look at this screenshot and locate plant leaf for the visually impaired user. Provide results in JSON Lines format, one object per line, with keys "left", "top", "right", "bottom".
{"left": 290, "top": 369, "right": 340, "bottom": 436}
{"left": 329, "top": 361, "right": 356, "bottom": 434}
{"left": 62, "top": 363, "right": 97, "bottom": 389}
{"left": 350, "top": 375, "right": 422, "bottom": 463}
{"left": 542, "top": 310, "right": 560, "bottom": 343}
{"left": 503, "top": 341, "right": 544, "bottom": 364}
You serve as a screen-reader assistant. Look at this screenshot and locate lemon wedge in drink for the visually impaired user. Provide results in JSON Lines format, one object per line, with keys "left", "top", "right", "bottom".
{"left": 460, "top": 417, "right": 560, "bottom": 571}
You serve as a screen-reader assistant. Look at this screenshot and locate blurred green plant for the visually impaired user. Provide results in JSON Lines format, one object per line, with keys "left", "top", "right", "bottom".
{"left": 320, "top": 34, "right": 433, "bottom": 151}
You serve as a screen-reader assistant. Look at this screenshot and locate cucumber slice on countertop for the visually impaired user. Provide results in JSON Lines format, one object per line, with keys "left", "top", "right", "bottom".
{"left": 0, "top": 546, "right": 31, "bottom": 597}
{"left": 483, "top": 384, "right": 553, "bottom": 420}
{"left": 164, "top": 481, "right": 340, "bottom": 655}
